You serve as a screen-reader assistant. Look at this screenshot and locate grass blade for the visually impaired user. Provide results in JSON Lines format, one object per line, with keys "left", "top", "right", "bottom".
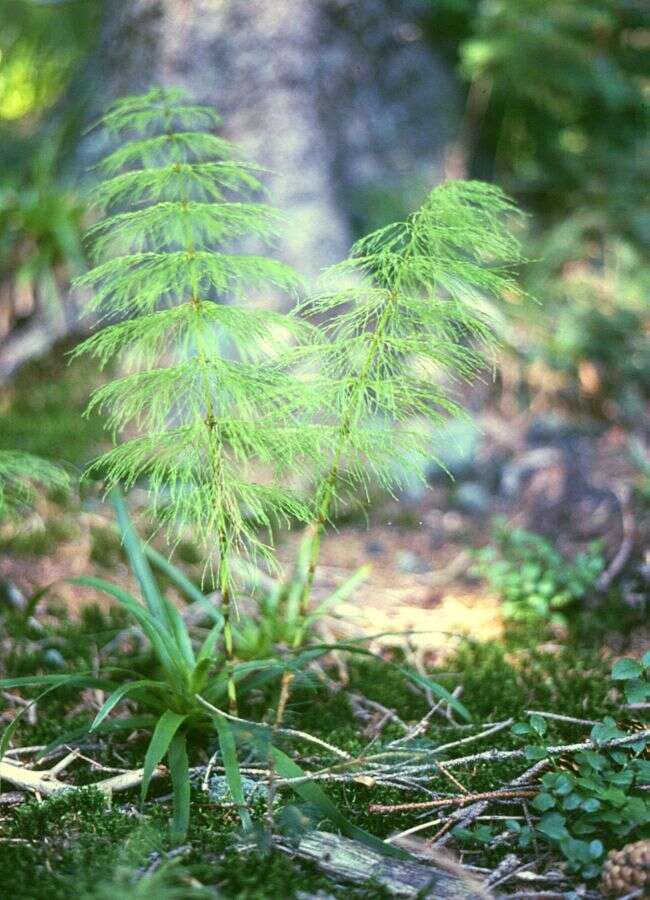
{"left": 0, "top": 674, "right": 110, "bottom": 690}
{"left": 212, "top": 713, "right": 252, "bottom": 831}
{"left": 196, "top": 620, "right": 225, "bottom": 664}
{"left": 307, "top": 564, "right": 371, "bottom": 624}
{"left": 112, "top": 488, "right": 165, "bottom": 620}
{"left": 270, "top": 745, "right": 408, "bottom": 860}
{"left": 168, "top": 731, "right": 191, "bottom": 843}
{"left": 143, "top": 543, "right": 208, "bottom": 607}
{"left": 112, "top": 489, "right": 196, "bottom": 669}
{"left": 71, "top": 576, "right": 187, "bottom": 689}
{"left": 141, "top": 709, "right": 187, "bottom": 804}
{"left": 90, "top": 679, "right": 168, "bottom": 731}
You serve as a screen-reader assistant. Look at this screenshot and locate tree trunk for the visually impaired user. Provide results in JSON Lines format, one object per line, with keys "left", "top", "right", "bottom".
{"left": 75, "top": 0, "right": 460, "bottom": 274}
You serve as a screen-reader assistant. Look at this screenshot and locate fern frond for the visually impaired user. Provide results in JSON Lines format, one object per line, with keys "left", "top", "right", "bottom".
{"left": 295, "top": 180, "right": 524, "bottom": 497}
{"left": 77, "top": 251, "right": 301, "bottom": 317}
{"left": 90, "top": 161, "right": 265, "bottom": 210}
{"left": 97, "top": 132, "right": 239, "bottom": 175}
{"left": 86, "top": 202, "right": 282, "bottom": 257}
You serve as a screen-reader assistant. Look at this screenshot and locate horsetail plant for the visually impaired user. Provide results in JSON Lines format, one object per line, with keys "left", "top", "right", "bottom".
{"left": 276, "top": 181, "right": 524, "bottom": 719}
{"left": 71, "top": 88, "right": 321, "bottom": 713}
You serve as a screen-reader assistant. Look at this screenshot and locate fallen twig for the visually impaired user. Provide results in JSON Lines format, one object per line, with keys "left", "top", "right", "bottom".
{"left": 369, "top": 787, "right": 537, "bottom": 815}
{"left": 280, "top": 829, "right": 490, "bottom": 899}
{"left": 0, "top": 758, "right": 165, "bottom": 798}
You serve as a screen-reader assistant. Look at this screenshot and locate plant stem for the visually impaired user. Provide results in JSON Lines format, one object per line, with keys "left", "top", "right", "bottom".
{"left": 176, "top": 135, "right": 238, "bottom": 713}
{"left": 276, "top": 262, "right": 409, "bottom": 724}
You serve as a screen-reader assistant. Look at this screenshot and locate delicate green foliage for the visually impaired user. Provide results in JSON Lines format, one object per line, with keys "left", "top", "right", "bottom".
{"left": 274, "top": 179, "right": 524, "bottom": 721}
{"left": 296, "top": 180, "right": 523, "bottom": 505}
{"left": 0, "top": 498, "right": 405, "bottom": 845}
{"left": 233, "top": 557, "right": 370, "bottom": 662}
{"left": 473, "top": 521, "right": 604, "bottom": 623}
{"left": 73, "top": 88, "right": 317, "bottom": 566}
{"left": 0, "top": 498, "right": 252, "bottom": 840}
{"left": 0, "top": 450, "right": 69, "bottom": 521}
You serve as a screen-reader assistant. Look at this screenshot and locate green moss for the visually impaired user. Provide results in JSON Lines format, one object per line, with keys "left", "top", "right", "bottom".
{"left": 0, "top": 337, "right": 108, "bottom": 465}
{"left": 89, "top": 524, "right": 124, "bottom": 568}
{"left": 0, "top": 591, "right": 638, "bottom": 897}
{"left": 0, "top": 785, "right": 393, "bottom": 899}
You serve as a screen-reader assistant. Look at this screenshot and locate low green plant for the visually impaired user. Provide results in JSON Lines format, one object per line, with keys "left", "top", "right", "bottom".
{"left": 0, "top": 143, "right": 86, "bottom": 342}
{"left": 0, "top": 493, "right": 396, "bottom": 848}
{"left": 611, "top": 652, "right": 650, "bottom": 706}
{"left": 509, "top": 716, "right": 649, "bottom": 879}
{"left": 1, "top": 88, "right": 528, "bottom": 848}
{"left": 231, "top": 556, "right": 370, "bottom": 662}
{"left": 473, "top": 521, "right": 604, "bottom": 623}
{"left": 521, "top": 237, "right": 650, "bottom": 417}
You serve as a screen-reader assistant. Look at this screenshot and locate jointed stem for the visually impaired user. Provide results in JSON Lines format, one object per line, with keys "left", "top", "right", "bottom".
{"left": 217, "top": 528, "right": 238, "bottom": 715}
{"left": 180, "top": 159, "right": 239, "bottom": 714}
{"left": 276, "top": 279, "right": 404, "bottom": 724}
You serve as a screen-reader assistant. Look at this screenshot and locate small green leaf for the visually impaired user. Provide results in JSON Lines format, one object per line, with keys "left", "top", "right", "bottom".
{"left": 525, "top": 745, "right": 548, "bottom": 761}
{"left": 90, "top": 679, "right": 167, "bottom": 731}
{"left": 625, "top": 680, "right": 650, "bottom": 704}
{"left": 589, "top": 839, "right": 604, "bottom": 859}
{"left": 537, "top": 812, "right": 568, "bottom": 841}
{"left": 512, "top": 722, "right": 533, "bottom": 735}
{"left": 532, "top": 792, "right": 555, "bottom": 812}
{"left": 555, "top": 773, "right": 574, "bottom": 796}
{"left": 562, "top": 793, "right": 581, "bottom": 811}
{"left": 270, "top": 745, "right": 408, "bottom": 860}
{"left": 611, "top": 658, "right": 643, "bottom": 681}
{"left": 530, "top": 714, "right": 547, "bottom": 737}
{"left": 212, "top": 713, "right": 252, "bottom": 832}
{"left": 141, "top": 710, "right": 187, "bottom": 804}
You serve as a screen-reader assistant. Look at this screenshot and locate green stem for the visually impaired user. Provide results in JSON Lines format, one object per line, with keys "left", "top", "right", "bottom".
{"left": 176, "top": 141, "right": 239, "bottom": 714}
{"left": 276, "top": 290, "right": 400, "bottom": 724}
{"left": 291, "top": 221, "right": 419, "bottom": 646}
{"left": 293, "top": 293, "right": 396, "bottom": 639}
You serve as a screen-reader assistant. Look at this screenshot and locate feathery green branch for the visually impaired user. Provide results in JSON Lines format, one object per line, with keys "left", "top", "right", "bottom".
{"left": 75, "top": 88, "right": 323, "bottom": 711}
{"left": 286, "top": 180, "right": 524, "bottom": 676}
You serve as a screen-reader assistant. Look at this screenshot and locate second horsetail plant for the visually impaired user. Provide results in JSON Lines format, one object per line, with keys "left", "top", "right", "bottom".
{"left": 72, "top": 89, "right": 318, "bottom": 712}
{"left": 276, "top": 181, "right": 524, "bottom": 719}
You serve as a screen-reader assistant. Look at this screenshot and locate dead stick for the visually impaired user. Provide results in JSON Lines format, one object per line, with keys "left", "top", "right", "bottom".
{"left": 0, "top": 760, "right": 166, "bottom": 797}
{"left": 369, "top": 788, "right": 537, "bottom": 814}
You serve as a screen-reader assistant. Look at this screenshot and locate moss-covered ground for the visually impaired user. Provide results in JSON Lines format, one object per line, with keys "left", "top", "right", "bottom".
{"left": 1, "top": 343, "right": 648, "bottom": 898}
{"left": 0, "top": 587, "right": 645, "bottom": 899}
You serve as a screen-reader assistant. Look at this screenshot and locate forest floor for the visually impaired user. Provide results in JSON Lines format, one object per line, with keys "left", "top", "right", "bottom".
{"left": 0, "top": 340, "right": 648, "bottom": 898}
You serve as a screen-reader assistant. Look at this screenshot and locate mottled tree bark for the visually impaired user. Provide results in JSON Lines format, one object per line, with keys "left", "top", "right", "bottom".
{"left": 74, "top": 0, "right": 460, "bottom": 273}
